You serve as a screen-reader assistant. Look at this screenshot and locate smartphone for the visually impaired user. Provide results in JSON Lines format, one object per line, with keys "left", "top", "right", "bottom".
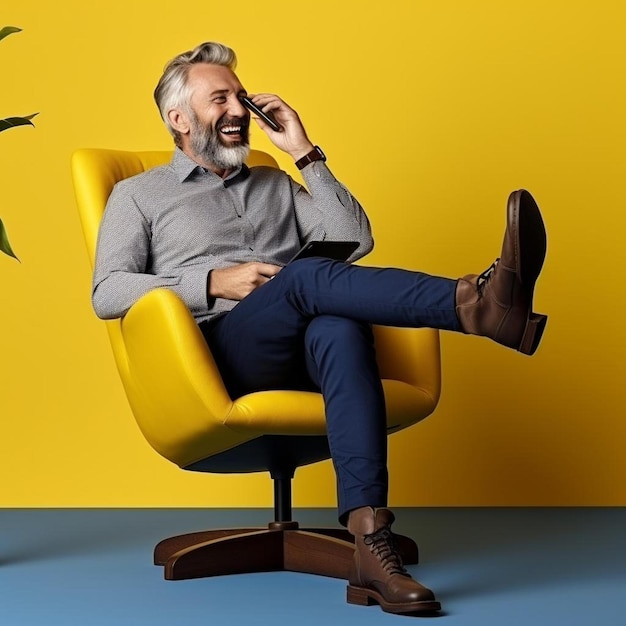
{"left": 288, "top": 240, "right": 360, "bottom": 264}
{"left": 239, "top": 96, "right": 282, "bottom": 132}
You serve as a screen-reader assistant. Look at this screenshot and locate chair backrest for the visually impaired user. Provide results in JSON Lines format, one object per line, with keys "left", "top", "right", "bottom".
{"left": 72, "top": 148, "right": 279, "bottom": 268}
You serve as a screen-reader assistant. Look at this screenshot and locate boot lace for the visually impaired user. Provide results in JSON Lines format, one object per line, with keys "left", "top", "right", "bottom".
{"left": 363, "top": 527, "right": 410, "bottom": 577}
{"left": 477, "top": 258, "right": 500, "bottom": 294}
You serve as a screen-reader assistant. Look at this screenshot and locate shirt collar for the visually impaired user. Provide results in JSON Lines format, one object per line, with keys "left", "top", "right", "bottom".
{"left": 171, "top": 148, "right": 250, "bottom": 187}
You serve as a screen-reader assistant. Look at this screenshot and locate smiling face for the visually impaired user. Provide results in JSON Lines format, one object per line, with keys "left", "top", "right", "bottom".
{"left": 169, "top": 63, "right": 251, "bottom": 172}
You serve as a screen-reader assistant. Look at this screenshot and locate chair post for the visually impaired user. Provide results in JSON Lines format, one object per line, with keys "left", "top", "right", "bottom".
{"left": 273, "top": 476, "right": 292, "bottom": 522}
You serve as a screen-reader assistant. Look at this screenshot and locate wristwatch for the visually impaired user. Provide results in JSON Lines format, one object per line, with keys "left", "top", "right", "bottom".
{"left": 295, "top": 145, "right": 326, "bottom": 170}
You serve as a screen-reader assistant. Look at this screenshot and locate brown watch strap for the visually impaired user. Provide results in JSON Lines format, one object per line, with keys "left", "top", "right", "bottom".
{"left": 295, "top": 146, "right": 326, "bottom": 170}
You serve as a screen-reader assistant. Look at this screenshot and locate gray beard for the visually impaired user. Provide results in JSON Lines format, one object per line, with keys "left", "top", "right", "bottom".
{"left": 189, "top": 116, "right": 250, "bottom": 170}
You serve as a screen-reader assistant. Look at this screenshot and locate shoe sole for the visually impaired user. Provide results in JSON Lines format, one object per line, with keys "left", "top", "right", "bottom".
{"left": 347, "top": 584, "right": 442, "bottom": 615}
{"left": 510, "top": 189, "right": 547, "bottom": 287}
{"left": 508, "top": 189, "right": 548, "bottom": 355}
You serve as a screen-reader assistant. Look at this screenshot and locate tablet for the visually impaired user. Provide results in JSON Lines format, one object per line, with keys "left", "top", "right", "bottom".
{"left": 288, "top": 240, "right": 359, "bottom": 264}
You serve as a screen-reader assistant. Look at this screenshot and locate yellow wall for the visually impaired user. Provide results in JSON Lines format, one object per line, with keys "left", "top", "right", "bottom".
{"left": 2, "top": 0, "right": 624, "bottom": 508}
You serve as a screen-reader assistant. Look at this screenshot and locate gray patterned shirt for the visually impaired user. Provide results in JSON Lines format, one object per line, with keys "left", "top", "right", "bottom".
{"left": 92, "top": 148, "right": 374, "bottom": 323}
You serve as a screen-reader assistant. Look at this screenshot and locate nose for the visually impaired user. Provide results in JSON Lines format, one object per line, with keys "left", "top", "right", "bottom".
{"left": 229, "top": 95, "right": 248, "bottom": 118}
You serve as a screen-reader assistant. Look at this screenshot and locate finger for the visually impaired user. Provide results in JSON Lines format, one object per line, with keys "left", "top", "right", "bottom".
{"left": 251, "top": 94, "right": 290, "bottom": 114}
{"left": 257, "top": 263, "right": 282, "bottom": 277}
{"left": 250, "top": 93, "right": 279, "bottom": 103}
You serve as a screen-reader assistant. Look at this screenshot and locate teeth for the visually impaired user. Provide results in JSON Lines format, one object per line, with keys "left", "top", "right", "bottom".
{"left": 221, "top": 126, "right": 242, "bottom": 134}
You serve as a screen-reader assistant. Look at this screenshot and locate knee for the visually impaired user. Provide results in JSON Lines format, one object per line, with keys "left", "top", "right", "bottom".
{"left": 306, "top": 315, "right": 374, "bottom": 349}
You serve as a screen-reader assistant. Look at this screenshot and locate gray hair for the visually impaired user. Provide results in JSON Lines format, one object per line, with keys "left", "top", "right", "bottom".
{"left": 154, "top": 42, "right": 238, "bottom": 143}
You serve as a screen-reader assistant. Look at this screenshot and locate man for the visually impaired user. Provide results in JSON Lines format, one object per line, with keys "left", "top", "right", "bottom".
{"left": 93, "top": 42, "right": 547, "bottom": 615}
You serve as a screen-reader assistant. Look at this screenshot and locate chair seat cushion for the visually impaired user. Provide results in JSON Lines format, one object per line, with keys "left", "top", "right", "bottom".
{"left": 224, "top": 379, "right": 438, "bottom": 436}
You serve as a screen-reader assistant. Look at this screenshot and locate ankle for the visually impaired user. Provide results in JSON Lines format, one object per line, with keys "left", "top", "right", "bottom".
{"left": 348, "top": 506, "right": 395, "bottom": 536}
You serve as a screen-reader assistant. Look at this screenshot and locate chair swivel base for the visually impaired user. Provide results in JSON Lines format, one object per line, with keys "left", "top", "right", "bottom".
{"left": 154, "top": 521, "right": 419, "bottom": 581}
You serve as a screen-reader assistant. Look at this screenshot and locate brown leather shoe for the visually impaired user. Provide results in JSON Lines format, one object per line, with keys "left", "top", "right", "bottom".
{"left": 456, "top": 189, "right": 548, "bottom": 355}
{"left": 346, "top": 507, "right": 441, "bottom": 615}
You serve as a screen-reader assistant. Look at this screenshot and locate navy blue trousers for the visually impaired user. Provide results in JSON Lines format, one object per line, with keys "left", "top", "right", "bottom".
{"left": 201, "top": 258, "right": 461, "bottom": 523}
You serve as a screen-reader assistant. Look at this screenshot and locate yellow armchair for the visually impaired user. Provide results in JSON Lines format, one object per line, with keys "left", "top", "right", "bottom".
{"left": 71, "top": 148, "right": 442, "bottom": 581}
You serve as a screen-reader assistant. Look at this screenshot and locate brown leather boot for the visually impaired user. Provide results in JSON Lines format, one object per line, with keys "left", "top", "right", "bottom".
{"left": 346, "top": 507, "right": 441, "bottom": 615}
{"left": 456, "top": 189, "right": 548, "bottom": 355}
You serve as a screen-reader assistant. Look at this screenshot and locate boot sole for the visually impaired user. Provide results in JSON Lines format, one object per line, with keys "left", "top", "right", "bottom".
{"left": 509, "top": 189, "right": 547, "bottom": 287}
{"left": 347, "top": 584, "right": 442, "bottom": 615}
{"left": 508, "top": 189, "right": 548, "bottom": 355}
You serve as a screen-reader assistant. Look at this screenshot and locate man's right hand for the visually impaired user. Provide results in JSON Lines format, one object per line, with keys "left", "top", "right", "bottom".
{"left": 208, "top": 262, "right": 282, "bottom": 301}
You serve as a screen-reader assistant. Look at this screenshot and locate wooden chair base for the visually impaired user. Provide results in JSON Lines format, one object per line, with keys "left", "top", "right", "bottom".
{"left": 154, "top": 521, "right": 419, "bottom": 580}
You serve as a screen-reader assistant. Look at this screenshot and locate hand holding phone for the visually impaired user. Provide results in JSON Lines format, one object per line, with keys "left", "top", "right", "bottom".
{"left": 239, "top": 95, "right": 282, "bottom": 132}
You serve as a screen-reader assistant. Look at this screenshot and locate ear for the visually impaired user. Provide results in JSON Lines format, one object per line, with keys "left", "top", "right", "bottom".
{"left": 168, "top": 108, "right": 191, "bottom": 135}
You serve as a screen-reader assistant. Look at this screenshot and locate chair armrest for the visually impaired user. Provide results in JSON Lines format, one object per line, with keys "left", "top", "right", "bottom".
{"left": 373, "top": 326, "right": 441, "bottom": 405}
{"left": 119, "top": 288, "right": 245, "bottom": 467}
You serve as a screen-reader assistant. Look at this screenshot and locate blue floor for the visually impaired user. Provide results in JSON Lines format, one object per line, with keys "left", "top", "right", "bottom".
{"left": 1, "top": 508, "right": 625, "bottom": 625}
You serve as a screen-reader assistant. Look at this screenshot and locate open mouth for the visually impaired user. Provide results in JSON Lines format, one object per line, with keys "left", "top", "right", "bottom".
{"left": 218, "top": 117, "right": 249, "bottom": 139}
{"left": 220, "top": 124, "right": 244, "bottom": 136}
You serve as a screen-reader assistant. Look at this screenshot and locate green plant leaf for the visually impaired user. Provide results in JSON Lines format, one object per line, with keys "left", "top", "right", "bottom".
{"left": 0, "top": 113, "right": 38, "bottom": 133}
{"left": 0, "top": 217, "right": 20, "bottom": 261}
{"left": 1, "top": 26, "right": 28, "bottom": 263}
{"left": 0, "top": 26, "right": 22, "bottom": 42}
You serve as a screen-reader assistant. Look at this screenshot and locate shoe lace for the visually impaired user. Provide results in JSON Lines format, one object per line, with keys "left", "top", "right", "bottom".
{"left": 363, "top": 527, "right": 410, "bottom": 577}
{"left": 477, "top": 258, "right": 500, "bottom": 294}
